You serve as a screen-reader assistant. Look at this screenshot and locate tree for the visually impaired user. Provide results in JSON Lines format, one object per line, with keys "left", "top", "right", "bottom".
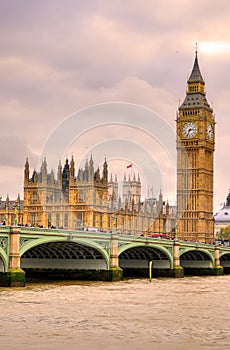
{"left": 220, "top": 226, "right": 230, "bottom": 241}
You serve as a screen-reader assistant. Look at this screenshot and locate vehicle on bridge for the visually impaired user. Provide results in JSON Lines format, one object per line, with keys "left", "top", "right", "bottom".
{"left": 151, "top": 233, "right": 171, "bottom": 240}
{"left": 84, "top": 227, "right": 99, "bottom": 232}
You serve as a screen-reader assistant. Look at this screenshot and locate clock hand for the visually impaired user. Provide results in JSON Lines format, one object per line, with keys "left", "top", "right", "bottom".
{"left": 186, "top": 128, "right": 192, "bottom": 137}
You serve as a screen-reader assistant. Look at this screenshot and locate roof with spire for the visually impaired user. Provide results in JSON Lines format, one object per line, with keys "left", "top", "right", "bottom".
{"left": 179, "top": 91, "right": 212, "bottom": 111}
{"left": 179, "top": 49, "right": 212, "bottom": 112}
{"left": 187, "top": 50, "right": 205, "bottom": 84}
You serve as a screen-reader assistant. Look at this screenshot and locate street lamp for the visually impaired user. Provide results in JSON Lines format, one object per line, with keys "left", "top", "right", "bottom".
{"left": 13, "top": 201, "right": 19, "bottom": 226}
{"left": 112, "top": 216, "right": 118, "bottom": 235}
{"left": 175, "top": 223, "right": 178, "bottom": 240}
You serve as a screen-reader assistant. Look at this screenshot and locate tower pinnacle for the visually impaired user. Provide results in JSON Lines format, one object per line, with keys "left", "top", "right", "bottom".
{"left": 179, "top": 48, "right": 212, "bottom": 112}
{"left": 187, "top": 46, "right": 204, "bottom": 84}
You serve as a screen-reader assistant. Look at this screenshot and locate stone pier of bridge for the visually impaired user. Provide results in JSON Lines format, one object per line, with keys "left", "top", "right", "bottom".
{"left": 109, "top": 217, "right": 123, "bottom": 281}
{"left": 172, "top": 237, "right": 184, "bottom": 277}
{"left": 2, "top": 226, "right": 25, "bottom": 287}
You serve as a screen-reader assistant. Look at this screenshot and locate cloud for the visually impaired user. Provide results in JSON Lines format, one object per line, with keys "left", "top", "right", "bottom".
{"left": 0, "top": 136, "right": 37, "bottom": 168}
{"left": 0, "top": 0, "right": 230, "bottom": 210}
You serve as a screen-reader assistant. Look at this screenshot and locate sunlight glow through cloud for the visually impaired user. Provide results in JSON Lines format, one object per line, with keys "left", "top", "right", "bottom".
{"left": 199, "top": 41, "right": 230, "bottom": 55}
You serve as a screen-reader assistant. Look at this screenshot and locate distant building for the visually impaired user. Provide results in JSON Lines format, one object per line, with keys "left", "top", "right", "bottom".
{"left": 214, "top": 190, "right": 230, "bottom": 236}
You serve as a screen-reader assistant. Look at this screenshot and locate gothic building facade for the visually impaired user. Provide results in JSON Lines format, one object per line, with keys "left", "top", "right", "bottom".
{"left": 0, "top": 156, "right": 177, "bottom": 236}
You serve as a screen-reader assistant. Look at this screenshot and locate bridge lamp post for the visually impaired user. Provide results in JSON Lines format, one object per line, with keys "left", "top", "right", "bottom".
{"left": 112, "top": 216, "right": 118, "bottom": 234}
{"left": 13, "top": 201, "right": 19, "bottom": 226}
{"left": 2, "top": 215, "right": 7, "bottom": 225}
{"left": 175, "top": 223, "right": 178, "bottom": 240}
{"left": 215, "top": 231, "right": 220, "bottom": 245}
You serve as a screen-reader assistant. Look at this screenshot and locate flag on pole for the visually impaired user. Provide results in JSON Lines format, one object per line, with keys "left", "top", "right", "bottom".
{"left": 127, "top": 163, "right": 132, "bottom": 169}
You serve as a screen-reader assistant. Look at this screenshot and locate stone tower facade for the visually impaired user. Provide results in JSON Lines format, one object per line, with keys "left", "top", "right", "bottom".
{"left": 122, "top": 173, "right": 141, "bottom": 205}
{"left": 176, "top": 51, "right": 215, "bottom": 243}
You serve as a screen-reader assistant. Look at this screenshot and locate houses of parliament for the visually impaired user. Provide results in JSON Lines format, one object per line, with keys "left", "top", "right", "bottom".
{"left": 0, "top": 155, "right": 176, "bottom": 236}
{"left": 0, "top": 51, "right": 215, "bottom": 242}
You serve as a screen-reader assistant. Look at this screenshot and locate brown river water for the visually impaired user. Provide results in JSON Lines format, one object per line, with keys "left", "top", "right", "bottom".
{"left": 0, "top": 275, "right": 230, "bottom": 350}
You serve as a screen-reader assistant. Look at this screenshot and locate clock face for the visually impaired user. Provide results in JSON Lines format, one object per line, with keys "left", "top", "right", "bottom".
{"left": 182, "top": 122, "right": 197, "bottom": 139}
{"left": 207, "top": 123, "right": 213, "bottom": 139}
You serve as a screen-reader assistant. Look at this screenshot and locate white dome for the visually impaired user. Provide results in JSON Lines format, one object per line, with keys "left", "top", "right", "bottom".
{"left": 214, "top": 206, "right": 230, "bottom": 223}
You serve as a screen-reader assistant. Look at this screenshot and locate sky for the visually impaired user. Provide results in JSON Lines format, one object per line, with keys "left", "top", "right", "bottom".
{"left": 1, "top": 0, "right": 230, "bottom": 212}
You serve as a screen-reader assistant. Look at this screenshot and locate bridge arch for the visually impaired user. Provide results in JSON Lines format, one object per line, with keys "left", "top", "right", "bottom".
{"left": 180, "top": 248, "right": 215, "bottom": 268}
{"left": 220, "top": 252, "right": 230, "bottom": 269}
{"left": 119, "top": 243, "right": 173, "bottom": 269}
{"left": 20, "top": 237, "right": 109, "bottom": 270}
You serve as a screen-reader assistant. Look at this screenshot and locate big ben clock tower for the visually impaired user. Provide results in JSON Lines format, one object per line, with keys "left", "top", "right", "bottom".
{"left": 176, "top": 49, "right": 215, "bottom": 243}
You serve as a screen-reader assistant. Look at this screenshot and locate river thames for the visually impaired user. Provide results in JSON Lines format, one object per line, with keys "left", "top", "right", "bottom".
{"left": 0, "top": 275, "right": 229, "bottom": 350}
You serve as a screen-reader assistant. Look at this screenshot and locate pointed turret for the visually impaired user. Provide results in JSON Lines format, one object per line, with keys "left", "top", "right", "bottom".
{"left": 17, "top": 193, "right": 21, "bottom": 205}
{"left": 179, "top": 48, "right": 212, "bottom": 112}
{"left": 24, "top": 157, "right": 29, "bottom": 184}
{"left": 158, "top": 189, "right": 163, "bottom": 212}
{"left": 84, "top": 159, "right": 89, "bottom": 181}
{"left": 187, "top": 48, "right": 204, "bottom": 84}
{"left": 166, "top": 200, "right": 169, "bottom": 216}
{"left": 6, "top": 194, "right": 9, "bottom": 208}
{"left": 62, "top": 159, "right": 70, "bottom": 193}
{"left": 32, "top": 169, "right": 38, "bottom": 183}
{"left": 58, "top": 160, "right": 62, "bottom": 186}
{"left": 89, "top": 154, "right": 94, "bottom": 180}
{"left": 69, "top": 155, "right": 77, "bottom": 203}
{"left": 103, "top": 158, "right": 108, "bottom": 184}
{"left": 41, "top": 157, "right": 47, "bottom": 184}
{"left": 159, "top": 189, "right": 163, "bottom": 202}
{"left": 70, "top": 155, "right": 75, "bottom": 182}
{"left": 94, "top": 167, "right": 100, "bottom": 182}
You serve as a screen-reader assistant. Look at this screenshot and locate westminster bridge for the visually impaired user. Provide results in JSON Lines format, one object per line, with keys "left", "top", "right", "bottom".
{"left": 0, "top": 225, "right": 230, "bottom": 286}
